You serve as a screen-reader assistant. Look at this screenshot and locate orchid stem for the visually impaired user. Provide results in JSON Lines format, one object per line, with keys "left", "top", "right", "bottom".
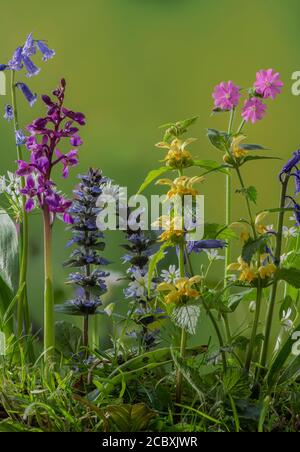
{"left": 43, "top": 206, "right": 54, "bottom": 362}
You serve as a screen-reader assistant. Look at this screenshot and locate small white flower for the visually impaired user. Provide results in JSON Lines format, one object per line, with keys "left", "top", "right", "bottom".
{"left": 283, "top": 226, "right": 298, "bottom": 239}
{"left": 161, "top": 265, "right": 180, "bottom": 283}
{"left": 204, "top": 249, "right": 225, "bottom": 262}
{"left": 126, "top": 270, "right": 154, "bottom": 299}
{"left": 266, "top": 224, "right": 275, "bottom": 233}
{"left": 281, "top": 308, "right": 293, "bottom": 332}
{"left": 227, "top": 274, "right": 237, "bottom": 282}
{"left": 249, "top": 301, "right": 256, "bottom": 313}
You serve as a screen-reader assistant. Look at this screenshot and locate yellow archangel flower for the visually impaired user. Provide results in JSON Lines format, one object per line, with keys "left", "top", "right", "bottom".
{"left": 155, "top": 138, "right": 196, "bottom": 169}
{"left": 158, "top": 275, "right": 202, "bottom": 305}
{"left": 227, "top": 257, "right": 257, "bottom": 283}
{"left": 156, "top": 175, "right": 204, "bottom": 199}
{"left": 152, "top": 215, "right": 185, "bottom": 243}
{"left": 255, "top": 211, "right": 269, "bottom": 234}
{"left": 258, "top": 263, "right": 277, "bottom": 279}
{"left": 230, "top": 135, "right": 248, "bottom": 159}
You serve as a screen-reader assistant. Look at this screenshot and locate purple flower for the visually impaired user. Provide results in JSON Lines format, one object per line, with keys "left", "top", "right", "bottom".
{"left": 55, "top": 149, "right": 79, "bottom": 178}
{"left": 0, "top": 64, "right": 8, "bottom": 71}
{"left": 254, "top": 69, "right": 283, "bottom": 100}
{"left": 16, "top": 82, "right": 37, "bottom": 107}
{"left": 280, "top": 150, "right": 300, "bottom": 175}
{"left": 22, "top": 33, "right": 36, "bottom": 58}
{"left": 242, "top": 98, "right": 267, "bottom": 123}
{"left": 187, "top": 239, "right": 226, "bottom": 254}
{"left": 295, "top": 170, "right": 300, "bottom": 194}
{"left": 22, "top": 55, "right": 40, "bottom": 77}
{"left": 37, "top": 41, "right": 55, "bottom": 61}
{"left": 8, "top": 46, "right": 23, "bottom": 71}
{"left": 70, "top": 135, "right": 83, "bottom": 147}
{"left": 212, "top": 81, "right": 241, "bottom": 111}
{"left": 20, "top": 175, "right": 38, "bottom": 212}
{"left": 15, "top": 130, "right": 27, "bottom": 146}
{"left": 16, "top": 160, "right": 33, "bottom": 176}
{"left": 4, "top": 105, "right": 14, "bottom": 121}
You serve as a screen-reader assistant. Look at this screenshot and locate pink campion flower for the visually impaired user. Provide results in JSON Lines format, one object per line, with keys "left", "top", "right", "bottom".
{"left": 212, "top": 81, "right": 241, "bottom": 111}
{"left": 242, "top": 98, "right": 267, "bottom": 123}
{"left": 254, "top": 69, "right": 283, "bottom": 99}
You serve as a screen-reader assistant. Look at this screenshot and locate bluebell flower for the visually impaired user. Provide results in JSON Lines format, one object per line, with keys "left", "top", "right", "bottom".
{"left": 15, "top": 129, "right": 26, "bottom": 146}
{"left": 37, "top": 40, "right": 55, "bottom": 61}
{"left": 22, "top": 33, "right": 36, "bottom": 57}
{"left": 187, "top": 239, "right": 226, "bottom": 254}
{"left": 22, "top": 55, "right": 40, "bottom": 77}
{"left": 16, "top": 82, "right": 37, "bottom": 107}
{"left": 0, "top": 64, "right": 8, "bottom": 71}
{"left": 295, "top": 169, "right": 300, "bottom": 194}
{"left": 280, "top": 150, "right": 300, "bottom": 178}
{"left": 8, "top": 46, "right": 23, "bottom": 71}
{"left": 4, "top": 105, "right": 14, "bottom": 121}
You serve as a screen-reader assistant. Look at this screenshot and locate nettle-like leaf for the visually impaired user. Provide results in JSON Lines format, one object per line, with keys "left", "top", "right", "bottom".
{"left": 171, "top": 304, "right": 201, "bottom": 335}
{"left": 106, "top": 403, "right": 156, "bottom": 432}
{"left": 242, "top": 236, "right": 267, "bottom": 264}
{"left": 192, "top": 159, "right": 229, "bottom": 175}
{"left": 239, "top": 144, "right": 268, "bottom": 151}
{"left": 204, "top": 223, "right": 237, "bottom": 240}
{"left": 239, "top": 155, "right": 281, "bottom": 166}
{"left": 55, "top": 321, "right": 83, "bottom": 356}
{"left": 137, "top": 167, "right": 170, "bottom": 194}
{"left": 236, "top": 186, "right": 257, "bottom": 204}
{"left": 275, "top": 267, "right": 300, "bottom": 289}
{"left": 207, "top": 128, "right": 231, "bottom": 153}
{"left": 223, "top": 367, "right": 251, "bottom": 399}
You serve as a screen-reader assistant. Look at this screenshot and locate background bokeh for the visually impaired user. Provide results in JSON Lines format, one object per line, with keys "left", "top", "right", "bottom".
{"left": 1, "top": 0, "right": 300, "bottom": 337}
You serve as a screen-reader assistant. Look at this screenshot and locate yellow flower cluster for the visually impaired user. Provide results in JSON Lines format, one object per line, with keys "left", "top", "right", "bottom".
{"left": 153, "top": 215, "right": 185, "bottom": 243}
{"left": 158, "top": 276, "right": 202, "bottom": 305}
{"left": 156, "top": 138, "right": 195, "bottom": 169}
{"left": 227, "top": 256, "right": 277, "bottom": 283}
{"left": 156, "top": 175, "right": 204, "bottom": 199}
{"left": 231, "top": 135, "right": 248, "bottom": 159}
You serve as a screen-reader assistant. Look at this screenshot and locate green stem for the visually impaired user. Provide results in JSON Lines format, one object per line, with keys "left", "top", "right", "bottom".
{"left": 186, "top": 251, "right": 227, "bottom": 372}
{"left": 175, "top": 240, "right": 187, "bottom": 405}
{"left": 11, "top": 70, "right": 30, "bottom": 336}
{"left": 244, "top": 281, "right": 262, "bottom": 372}
{"left": 237, "top": 119, "right": 246, "bottom": 135}
{"left": 83, "top": 315, "right": 89, "bottom": 349}
{"left": 235, "top": 166, "right": 256, "bottom": 238}
{"left": 43, "top": 206, "right": 54, "bottom": 361}
{"left": 259, "top": 175, "right": 290, "bottom": 375}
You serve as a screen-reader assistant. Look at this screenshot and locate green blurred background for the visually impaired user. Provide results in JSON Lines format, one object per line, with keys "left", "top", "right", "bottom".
{"left": 0, "top": 0, "right": 300, "bottom": 335}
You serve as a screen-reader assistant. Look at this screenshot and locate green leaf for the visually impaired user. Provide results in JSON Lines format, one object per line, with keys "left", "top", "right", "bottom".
{"left": 107, "top": 403, "right": 156, "bottom": 432}
{"left": 0, "top": 274, "right": 13, "bottom": 329}
{"left": 207, "top": 128, "right": 230, "bottom": 153}
{"left": 275, "top": 267, "right": 300, "bottom": 289}
{"left": 55, "top": 321, "right": 83, "bottom": 357}
{"left": 242, "top": 236, "right": 267, "bottom": 264}
{"left": 192, "top": 159, "right": 229, "bottom": 174}
{"left": 278, "top": 355, "right": 300, "bottom": 385}
{"left": 239, "top": 144, "right": 268, "bottom": 151}
{"left": 137, "top": 167, "right": 170, "bottom": 194}
{"left": 148, "top": 242, "right": 169, "bottom": 296}
{"left": 204, "top": 223, "right": 237, "bottom": 240}
{"left": 0, "top": 209, "right": 19, "bottom": 291}
{"left": 240, "top": 155, "right": 281, "bottom": 166}
{"left": 236, "top": 186, "right": 257, "bottom": 204}
{"left": 267, "top": 322, "right": 300, "bottom": 387}
{"left": 171, "top": 304, "right": 201, "bottom": 335}
{"left": 159, "top": 116, "right": 198, "bottom": 141}
{"left": 225, "top": 289, "right": 254, "bottom": 313}
{"left": 279, "top": 295, "right": 294, "bottom": 320}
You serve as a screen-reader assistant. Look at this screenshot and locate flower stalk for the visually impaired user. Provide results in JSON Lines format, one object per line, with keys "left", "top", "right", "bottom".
{"left": 43, "top": 205, "right": 54, "bottom": 361}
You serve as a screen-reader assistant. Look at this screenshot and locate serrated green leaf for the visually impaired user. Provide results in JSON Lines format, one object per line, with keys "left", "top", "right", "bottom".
{"left": 236, "top": 186, "right": 257, "bottom": 204}
{"left": 275, "top": 267, "right": 300, "bottom": 289}
{"left": 137, "top": 167, "right": 170, "bottom": 194}
{"left": 242, "top": 236, "right": 267, "bottom": 264}
{"left": 204, "top": 223, "right": 237, "bottom": 240}
{"left": 171, "top": 304, "right": 201, "bottom": 335}
{"left": 55, "top": 321, "right": 83, "bottom": 356}
{"left": 207, "top": 128, "right": 231, "bottom": 153}
{"left": 192, "top": 159, "right": 229, "bottom": 174}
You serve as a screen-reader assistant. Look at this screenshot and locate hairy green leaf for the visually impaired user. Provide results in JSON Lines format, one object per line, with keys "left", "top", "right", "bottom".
{"left": 137, "top": 167, "right": 170, "bottom": 194}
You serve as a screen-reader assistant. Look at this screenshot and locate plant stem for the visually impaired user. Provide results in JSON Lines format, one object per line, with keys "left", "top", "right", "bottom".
{"left": 185, "top": 251, "right": 227, "bottom": 372}
{"left": 83, "top": 315, "right": 89, "bottom": 348}
{"left": 175, "top": 240, "right": 187, "bottom": 405}
{"left": 11, "top": 70, "right": 30, "bottom": 336}
{"left": 259, "top": 175, "right": 290, "bottom": 375}
{"left": 237, "top": 120, "right": 246, "bottom": 135}
{"left": 244, "top": 281, "right": 262, "bottom": 372}
{"left": 43, "top": 206, "right": 54, "bottom": 361}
